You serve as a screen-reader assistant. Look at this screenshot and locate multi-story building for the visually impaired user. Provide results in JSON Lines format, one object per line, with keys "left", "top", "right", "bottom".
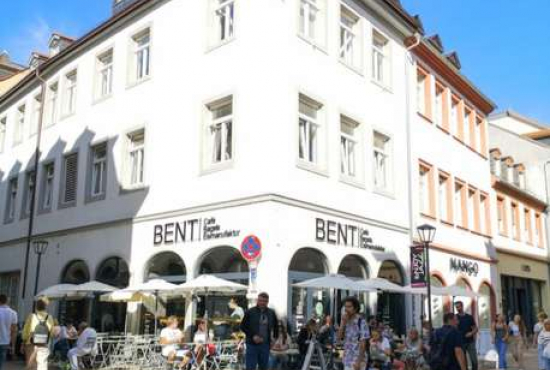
{"left": 0, "top": 0, "right": 426, "bottom": 334}
{"left": 488, "top": 110, "right": 550, "bottom": 333}
{"left": 408, "top": 33, "right": 497, "bottom": 352}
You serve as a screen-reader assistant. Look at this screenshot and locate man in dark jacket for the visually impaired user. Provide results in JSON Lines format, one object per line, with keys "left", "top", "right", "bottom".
{"left": 240, "top": 292, "right": 279, "bottom": 370}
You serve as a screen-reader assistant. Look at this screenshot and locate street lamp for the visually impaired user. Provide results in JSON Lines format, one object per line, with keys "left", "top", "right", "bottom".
{"left": 417, "top": 224, "right": 436, "bottom": 333}
{"left": 32, "top": 240, "right": 49, "bottom": 298}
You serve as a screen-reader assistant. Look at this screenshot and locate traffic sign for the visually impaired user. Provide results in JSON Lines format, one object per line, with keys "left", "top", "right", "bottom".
{"left": 240, "top": 235, "right": 262, "bottom": 261}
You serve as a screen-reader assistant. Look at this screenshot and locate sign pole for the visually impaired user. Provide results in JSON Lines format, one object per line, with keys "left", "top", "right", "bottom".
{"left": 240, "top": 235, "right": 262, "bottom": 307}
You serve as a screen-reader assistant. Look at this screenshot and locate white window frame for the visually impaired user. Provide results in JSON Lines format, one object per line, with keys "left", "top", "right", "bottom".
{"left": 22, "top": 171, "right": 36, "bottom": 218}
{"left": 372, "top": 130, "right": 392, "bottom": 192}
{"left": 210, "top": 0, "right": 235, "bottom": 46}
{"left": 454, "top": 182, "right": 464, "bottom": 227}
{"left": 95, "top": 49, "right": 114, "bottom": 100}
{"left": 371, "top": 28, "right": 390, "bottom": 87}
{"left": 298, "top": 0, "right": 326, "bottom": 48}
{"left": 416, "top": 71, "right": 427, "bottom": 115}
{"left": 130, "top": 28, "right": 151, "bottom": 84}
{"left": 450, "top": 99, "right": 459, "bottom": 135}
{"left": 0, "top": 116, "right": 6, "bottom": 153}
{"left": 419, "top": 165, "right": 431, "bottom": 216}
{"left": 14, "top": 105, "right": 25, "bottom": 145}
{"left": 31, "top": 93, "right": 42, "bottom": 136}
{"left": 340, "top": 115, "right": 362, "bottom": 185}
{"left": 127, "top": 130, "right": 146, "bottom": 188}
{"left": 202, "top": 96, "right": 234, "bottom": 172}
{"left": 434, "top": 86, "right": 444, "bottom": 127}
{"left": 90, "top": 143, "right": 108, "bottom": 198}
{"left": 298, "top": 94, "right": 324, "bottom": 170}
{"left": 41, "top": 162, "right": 55, "bottom": 212}
{"left": 60, "top": 152, "right": 79, "bottom": 208}
{"left": 339, "top": 5, "right": 362, "bottom": 71}
{"left": 63, "top": 70, "right": 78, "bottom": 117}
{"left": 5, "top": 177, "right": 18, "bottom": 223}
{"left": 46, "top": 81, "right": 59, "bottom": 127}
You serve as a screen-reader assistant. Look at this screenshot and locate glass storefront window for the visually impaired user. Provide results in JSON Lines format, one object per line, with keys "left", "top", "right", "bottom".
{"left": 478, "top": 284, "right": 492, "bottom": 330}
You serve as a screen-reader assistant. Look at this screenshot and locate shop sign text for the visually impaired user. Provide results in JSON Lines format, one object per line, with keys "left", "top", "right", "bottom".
{"left": 153, "top": 217, "right": 240, "bottom": 245}
{"left": 315, "top": 218, "right": 385, "bottom": 252}
{"left": 450, "top": 258, "right": 479, "bottom": 277}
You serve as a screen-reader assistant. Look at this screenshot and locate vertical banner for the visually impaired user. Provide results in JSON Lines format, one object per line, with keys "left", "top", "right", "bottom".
{"left": 410, "top": 245, "right": 427, "bottom": 288}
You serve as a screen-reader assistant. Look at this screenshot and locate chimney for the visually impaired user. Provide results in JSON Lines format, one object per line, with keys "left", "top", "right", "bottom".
{"left": 49, "top": 33, "right": 74, "bottom": 57}
{"left": 112, "top": 0, "right": 140, "bottom": 15}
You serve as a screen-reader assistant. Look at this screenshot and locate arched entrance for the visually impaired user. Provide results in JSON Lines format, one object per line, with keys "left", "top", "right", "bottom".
{"left": 377, "top": 260, "right": 406, "bottom": 336}
{"left": 60, "top": 260, "right": 90, "bottom": 325}
{"left": 95, "top": 257, "right": 129, "bottom": 332}
{"left": 455, "top": 277, "right": 475, "bottom": 316}
{"left": 428, "top": 274, "right": 447, "bottom": 328}
{"left": 144, "top": 252, "right": 187, "bottom": 333}
{"left": 337, "top": 255, "right": 370, "bottom": 320}
{"left": 197, "top": 246, "right": 249, "bottom": 321}
{"left": 288, "top": 248, "right": 329, "bottom": 331}
{"left": 478, "top": 283, "right": 495, "bottom": 331}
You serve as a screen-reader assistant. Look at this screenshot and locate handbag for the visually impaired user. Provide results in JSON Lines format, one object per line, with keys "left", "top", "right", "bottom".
{"left": 543, "top": 342, "right": 550, "bottom": 359}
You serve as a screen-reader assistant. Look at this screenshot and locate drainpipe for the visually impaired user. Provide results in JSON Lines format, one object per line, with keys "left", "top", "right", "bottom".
{"left": 20, "top": 67, "right": 47, "bottom": 307}
{"left": 404, "top": 33, "right": 421, "bottom": 328}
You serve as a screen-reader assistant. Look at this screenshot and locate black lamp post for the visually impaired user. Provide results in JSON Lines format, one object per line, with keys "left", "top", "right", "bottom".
{"left": 417, "top": 224, "right": 436, "bottom": 332}
{"left": 32, "top": 240, "right": 49, "bottom": 298}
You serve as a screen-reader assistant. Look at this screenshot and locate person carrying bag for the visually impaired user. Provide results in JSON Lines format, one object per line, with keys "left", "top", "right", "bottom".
{"left": 22, "top": 300, "right": 55, "bottom": 370}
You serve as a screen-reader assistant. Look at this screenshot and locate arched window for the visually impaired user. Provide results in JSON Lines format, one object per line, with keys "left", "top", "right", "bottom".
{"left": 61, "top": 260, "right": 90, "bottom": 284}
{"left": 60, "top": 260, "right": 90, "bottom": 325}
{"left": 338, "top": 255, "right": 370, "bottom": 317}
{"left": 289, "top": 248, "right": 329, "bottom": 330}
{"left": 478, "top": 283, "right": 494, "bottom": 330}
{"left": 145, "top": 252, "right": 186, "bottom": 284}
{"left": 455, "top": 278, "right": 475, "bottom": 315}
{"left": 96, "top": 257, "right": 129, "bottom": 288}
{"left": 95, "top": 257, "right": 130, "bottom": 333}
{"left": 429, "top": 275, "right": 446, "bottom": 328}
{"left": 377, "top": 260, "right": 405, "bottom": 336}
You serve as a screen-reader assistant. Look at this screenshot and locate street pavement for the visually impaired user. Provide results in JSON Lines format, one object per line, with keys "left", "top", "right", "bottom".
{"left": 2, "top": 347, "right": 542, "bottom": 370}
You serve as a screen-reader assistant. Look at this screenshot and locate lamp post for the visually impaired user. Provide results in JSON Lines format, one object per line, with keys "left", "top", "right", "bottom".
{"left": 417, "top": 224, "right": 436, "bottom": 333}
{"left": 32, "top": 240, "right": 49, "bottom": 298}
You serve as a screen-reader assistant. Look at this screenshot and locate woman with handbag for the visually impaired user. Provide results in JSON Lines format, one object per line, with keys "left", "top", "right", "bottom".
{"left": 538, "top": 319, "right": 550, "bottom": 370}
{"left": 491, "top": 314, "right": 509, "bottom": 369}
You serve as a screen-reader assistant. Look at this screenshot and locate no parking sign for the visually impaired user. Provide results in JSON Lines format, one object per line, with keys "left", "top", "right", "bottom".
{"left": 240, "top": 235, "right": 262, "bottom": 262}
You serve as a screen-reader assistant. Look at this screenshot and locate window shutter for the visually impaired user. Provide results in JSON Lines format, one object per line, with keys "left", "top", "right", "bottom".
{"left": 64, "top": 153, "right": 78, "bottom": 203}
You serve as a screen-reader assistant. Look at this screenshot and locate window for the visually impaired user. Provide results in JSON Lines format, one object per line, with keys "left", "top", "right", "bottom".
{"left": 497, "top": 196, "right": 508, "bottom": 236}
{"left": 438, "top": 172, "right": 452, "bottom": 224}
{"left": 298, "top": 95, "right": 322, "bottom": 166}
{"left": 204, "top": 96, "right": 233, "bottom": 169}
{"left": 61, "top": 153, "right": 78, "bottom": 206}
{"left": 467, "top": 187, "right": 479, "bottom": 231}
{"left": 21, "top": 171, "right": 36, "bottom": 218}
{"left": 339, "top": 5, "right": 361, "bottom": 69}
{"left": 0, "top": 272, "right": 19, "bottom": 313}
{"left": 476, "top": 115, "right": 486, "bottom": 155}
{"left": 31, "top": 93, "right": 42, "bottom": 136}
{"left": 131, "top": 29, "right": 151, "bottom": 83}
{"left": 0, "top": 116, "right": 6, "bottom": 152}
{"left": 464, "top": 107, "right": 473, "bottom": 147}
{"left": 299, "top": 0, "right": 325, "bottom": 46}
{"left": 500, "top": 160, "right": 509, "bottom": 182}
{"left": 450, "top": 97, "right": 460, "bottom": 137}
{"left": 454, "top": 180, "right": 467, "bottom": 229}
{"left": 46, "top": 82, "right": 58, "bottom": 126}
{"left": 480, "top": 192, "right": 491, "bottom": 236}
{"left": 340, "top": 116, "right": 359, "bottom": 179}
{"left": 524, "top": 208, "right": 533, "bottom": 244}
{"left": 535, "top": 213, "right": 544, "bottom": 248}
{"left": 4, "top": 177, "right": 18, "bottom": 223}
{"left": 63, "top": 70, "right": 77, "bottom": 116}
{"left": 416, "top": 69, "right": 430, "bottom": 118}
{"left": 372, "top": 30, "right": 389, "bottom": 85}
{"left": 419, "top": 161, "right": 434, "bottom": 217}
{"left": 373, "top": 131, "right": 390, "bottom": 190}
{"left": 127, "top": 130, "right": 145, "bottom": 187}
{"left": 96, "top": 49, "right": 113, "bottom": 98}
{"left": 511, "top": 202, "right": 520, "bottom": 241}
{"left": 40, "top": 162, "right": 55, "bottom": 212}
{"left": 89, "top": 143, "right": 108, "bottom": 198}
{"left": 211, "top": 0, "right": 235, "bottom": 44}
{"left": 14, "top": 105, "right": 25, "bottom": 145}
{"left": 434, "top": 84, "right": 447, "bottom": 129}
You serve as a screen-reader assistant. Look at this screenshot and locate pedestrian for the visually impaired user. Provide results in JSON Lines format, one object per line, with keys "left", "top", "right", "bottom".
{"left": 318, "top": 315, "right": 335, "bottom": 348}
{"left": 536, "top": 313, "right": 549, "bottom": 370}
{"left": 159, "top": 316, "right": 185, "bottom": 363}
{"left": 491, "top": 314, "right": 509, "bottom": 369}
{"left": 22, "top": 299, "right": 55, "bottom": 370}
{"left": 297, "top": 319, "right": 317, "bottom": 367}
{"left": 229, "top": 298, "right": 245, "bottom": 320}
{"left": 509, "top": 314, "right": 526, "bottom": 369}
{"left": 240, "top": 292, "right": 279, "bottom": 370}
{"left": 455, "top": 301, "right": 478, "bottom": 370}
{"left": 67, "top": 322, "right": 97, "bottom": 370}
{"left": 337, "top": 296, "right": 369, "bottom": 370}
{"left": 537, "top": 318, "right": 550, "bottom": 370}
{"left": 429, "top": 312, "right": 467, "bottom": 370}
{"left": 268, "top": 320, "right": 291, "bottom": 370}
{"left": 0, "top": 294, "right": 17, "bottom": 370}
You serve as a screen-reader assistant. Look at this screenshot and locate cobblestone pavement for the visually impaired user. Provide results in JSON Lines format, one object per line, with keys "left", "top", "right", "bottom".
{"left": 2, "top": 347, "right": 542, "bottom": 370}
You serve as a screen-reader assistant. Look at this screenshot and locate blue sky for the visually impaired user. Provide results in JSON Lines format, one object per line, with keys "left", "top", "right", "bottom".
{"left": 1, "top": 1, "right": 549, "bottom": 124}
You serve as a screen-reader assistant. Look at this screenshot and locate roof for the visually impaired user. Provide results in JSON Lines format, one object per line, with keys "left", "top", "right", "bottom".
{"left": 0, "top": 70, "right": 31, "bottom": 97}
{"left": 489, "top": 109, "right": 548, "bottom": 131}
{"left": 525, "top": 129, "right": 550, "bottom": 140}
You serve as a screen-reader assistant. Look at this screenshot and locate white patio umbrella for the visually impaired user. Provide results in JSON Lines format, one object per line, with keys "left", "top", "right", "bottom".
{"left": 356, "top": 278, "right": 410, "bottom": 293}
{"left": 35, "top": 284, "right": 84, "bottom": 300}
{"left": 293, "top": 274, "right": 373, "bottom": 292}
{"left": 61, "top": 281, "right": 118, "bottom": 295}
{"left": 432, "top": 285, "right": 481, "bottom": 298}
{"left": 176, "top": 275, "right": 248, "bottom": 341}
{"left": 121, "top": 279, "right": 180, "bottom": 334}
